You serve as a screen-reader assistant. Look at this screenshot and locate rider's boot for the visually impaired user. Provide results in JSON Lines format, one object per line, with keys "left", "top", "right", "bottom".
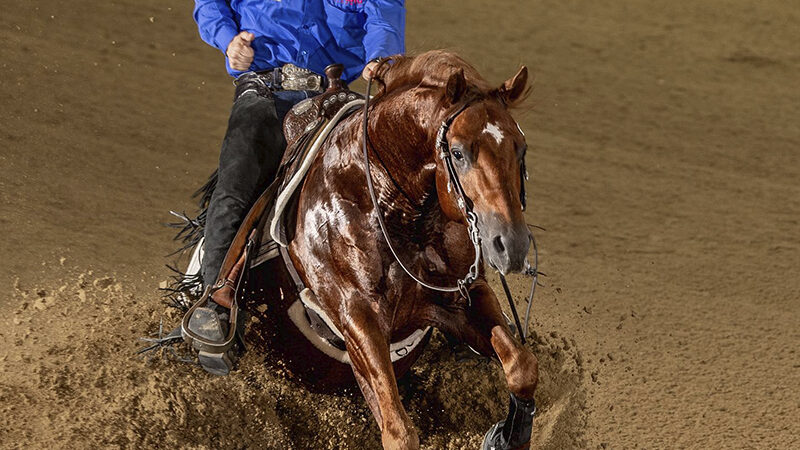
{"left": 182, "top": 249, "right": 249, "bottom": 376}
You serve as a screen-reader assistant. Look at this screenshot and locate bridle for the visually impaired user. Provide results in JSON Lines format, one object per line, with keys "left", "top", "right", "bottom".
{"left": 361, "top": 60, "right": 538, "bottom": 343}
{"left": 362, "top": 75, "right": 480, "bottom": 297}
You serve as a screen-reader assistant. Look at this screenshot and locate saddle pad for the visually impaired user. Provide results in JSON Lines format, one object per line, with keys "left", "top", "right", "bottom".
{"left": 270, "top": 98, "right": 365, "bottom": 247}
{"left": 250, "top": 98, "right": 363, "bottom": 267}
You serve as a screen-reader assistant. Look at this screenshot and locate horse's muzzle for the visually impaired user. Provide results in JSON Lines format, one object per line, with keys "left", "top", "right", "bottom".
{"left": 480, "top": 214, "right": 531, "bottom": 275}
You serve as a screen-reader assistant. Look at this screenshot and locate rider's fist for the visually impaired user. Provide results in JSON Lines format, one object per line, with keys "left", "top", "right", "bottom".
{"left": 362, "top": 60, "right": 379, "bottom": 81}
{"left": 226, "top": 31, "right": 255, "bottom": 71}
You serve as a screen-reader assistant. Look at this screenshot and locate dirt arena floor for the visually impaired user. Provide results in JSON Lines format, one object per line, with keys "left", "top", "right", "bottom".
{"left": 1, "top": 1, "right": 798, "bottom": 448}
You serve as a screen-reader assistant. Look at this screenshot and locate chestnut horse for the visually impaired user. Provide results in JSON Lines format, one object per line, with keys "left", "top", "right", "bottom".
{"left": 259, "top": 50, "right": 538, "bottom": 449}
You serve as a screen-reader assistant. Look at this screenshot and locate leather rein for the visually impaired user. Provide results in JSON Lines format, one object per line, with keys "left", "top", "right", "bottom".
{"left": 361, "top": 61, "right": 538, "bottom": 343}
{"left": 361, "top": 71, "right": 480, "bottom": 297}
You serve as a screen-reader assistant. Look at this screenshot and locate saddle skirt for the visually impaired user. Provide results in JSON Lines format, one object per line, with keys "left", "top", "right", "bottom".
{"left": 249, "top": 88, "right": 364, "bottom": 267}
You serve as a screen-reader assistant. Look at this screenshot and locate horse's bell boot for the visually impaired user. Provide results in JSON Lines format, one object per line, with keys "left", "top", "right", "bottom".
{"left": 482, "top": 393, "right": 536, "bottom": 450}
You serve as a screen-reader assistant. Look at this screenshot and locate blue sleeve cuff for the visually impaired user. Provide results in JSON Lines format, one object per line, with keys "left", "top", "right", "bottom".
{"left": 193, "top": 0, "right": 240, "bottom": 53}
{"left": 364, "top": 0, "right": 405, "bottom": 62}
{"left": 214, "top": 25, "right": 239, "bottom": 54}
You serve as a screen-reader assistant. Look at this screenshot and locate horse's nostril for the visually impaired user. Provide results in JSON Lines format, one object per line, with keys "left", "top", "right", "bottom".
{"left": 493, "top": 235, "right": 505, "bottom": 254}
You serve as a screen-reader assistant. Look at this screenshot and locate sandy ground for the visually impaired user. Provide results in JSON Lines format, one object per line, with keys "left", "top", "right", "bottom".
{"left": 1, "top": 0, "right": 799, "bottom": 448}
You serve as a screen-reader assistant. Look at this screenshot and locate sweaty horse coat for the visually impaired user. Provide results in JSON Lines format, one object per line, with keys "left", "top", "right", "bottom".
{"left": 269, "top": 51, "right": 539, "bottom": 449}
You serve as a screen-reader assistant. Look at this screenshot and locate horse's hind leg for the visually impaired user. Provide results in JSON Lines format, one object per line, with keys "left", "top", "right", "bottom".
{"left": 342, "top": 301, "right": 420, "bottom": 450}
{"left": 432, "top": 280, "right": 538, "bottom": 450}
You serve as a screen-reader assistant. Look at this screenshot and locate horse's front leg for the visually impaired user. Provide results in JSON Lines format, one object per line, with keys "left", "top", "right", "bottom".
{"left": 436, "top": 280, "right": 538, "bottom": 450}
{"left": 342, "top": 300, "right": 420, "bottom": 450}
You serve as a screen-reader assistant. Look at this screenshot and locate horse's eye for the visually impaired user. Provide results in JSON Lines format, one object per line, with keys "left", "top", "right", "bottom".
{"left": 452, "top": 150, "right": 464, "bottom": 161}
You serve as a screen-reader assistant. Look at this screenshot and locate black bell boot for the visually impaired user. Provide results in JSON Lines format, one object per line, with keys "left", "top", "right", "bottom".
{"left": 482, "top": 393, "right": 537, "bottom": 450}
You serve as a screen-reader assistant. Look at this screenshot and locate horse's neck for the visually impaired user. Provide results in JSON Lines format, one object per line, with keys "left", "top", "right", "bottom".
{"left": 316, "top": 89, "right": 471, "bottom": 286}
{"left": 361, "top": 91, "right": 472, "bottom": 273}
{"left": 365, "top": 91, "right": 440, "bottom": 212}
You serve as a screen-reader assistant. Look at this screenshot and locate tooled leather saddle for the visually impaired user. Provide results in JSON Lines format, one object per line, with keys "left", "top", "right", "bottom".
{"left": 179, "top": 64, "right": 366, "bottom": 375}
{"left": 252, "top": 63, "right": 364, "bottom": 265}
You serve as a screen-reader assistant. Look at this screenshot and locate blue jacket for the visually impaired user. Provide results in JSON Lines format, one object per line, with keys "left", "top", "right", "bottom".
{"left": 194, "top": 0, "right": 405, "bottom": 81}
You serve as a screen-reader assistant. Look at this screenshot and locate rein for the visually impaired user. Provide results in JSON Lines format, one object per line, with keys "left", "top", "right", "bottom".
{"left": 361, "top": 72, "right": 481, "bottom": 297}
{"left": 361, "top": 63, "right": 539, "bottom": 343}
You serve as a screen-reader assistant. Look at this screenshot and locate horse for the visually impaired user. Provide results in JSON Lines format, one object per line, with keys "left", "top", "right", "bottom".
{"left": 176, "top": 50, "right": 538, "bottom": 449}
{"left": 261, "top": 50, "right": 539, "bottom": 449}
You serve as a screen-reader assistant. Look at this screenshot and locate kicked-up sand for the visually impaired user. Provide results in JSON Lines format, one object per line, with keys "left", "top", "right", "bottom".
{"left": 1, "top": 1, "right": 798, "bottom": 448}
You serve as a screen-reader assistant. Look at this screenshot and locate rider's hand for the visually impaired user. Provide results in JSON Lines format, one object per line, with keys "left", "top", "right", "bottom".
{"left": 226, "top": 31, "right": 255, "bottom": 71}
{"left": 362, "top": 61, "right": 379, "bottom": 81}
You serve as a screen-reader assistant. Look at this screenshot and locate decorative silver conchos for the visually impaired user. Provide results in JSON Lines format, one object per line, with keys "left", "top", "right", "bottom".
{"left": 293, "top": 98, "right": 314, "bottom": 115}
{"left": 304, "top": 118, "right": 321, "bottom": 132}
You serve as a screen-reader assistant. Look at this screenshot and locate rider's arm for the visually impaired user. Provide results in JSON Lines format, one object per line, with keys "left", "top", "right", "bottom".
{"left": 193, "top": 0, "right": 240, "bottom": 54}
{"left": 363, "top": 0, "right": 406, "bottom": 61}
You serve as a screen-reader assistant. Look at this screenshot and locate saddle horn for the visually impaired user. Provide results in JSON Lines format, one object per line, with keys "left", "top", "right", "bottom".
{"left": 324, "top": 63, "right": 345, "bottom": 92}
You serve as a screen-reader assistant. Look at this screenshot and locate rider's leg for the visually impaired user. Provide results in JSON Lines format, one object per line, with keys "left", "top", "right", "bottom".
{"left": 201, "top": 90, "right": 286, "bottom": 291}
{"left": 202, "top": 85, "right": 312, "bottom": 305}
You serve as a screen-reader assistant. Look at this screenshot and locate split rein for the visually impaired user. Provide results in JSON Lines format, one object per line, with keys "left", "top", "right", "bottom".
{"left": 360, "top": 62, "right": 539, "bottom": 344}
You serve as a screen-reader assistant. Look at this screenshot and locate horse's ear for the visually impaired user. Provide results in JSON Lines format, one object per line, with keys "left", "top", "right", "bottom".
{"left": 445, "top": 69, "right": 467, "bottom": 104}
{"left": 497, "top": 66, "right": 529, "bottom": 106}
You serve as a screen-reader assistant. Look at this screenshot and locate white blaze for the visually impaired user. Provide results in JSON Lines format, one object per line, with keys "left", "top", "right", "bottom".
{"left": 482, "top": 122, "right": 505, "bottom": 145}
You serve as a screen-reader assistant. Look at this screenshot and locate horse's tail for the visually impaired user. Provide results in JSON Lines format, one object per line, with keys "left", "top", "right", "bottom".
{"left": 161, "top": 169, "right": 217, "bottom": 309}
{"left": 193, "top": 169, "right": 217, "bottom": 211}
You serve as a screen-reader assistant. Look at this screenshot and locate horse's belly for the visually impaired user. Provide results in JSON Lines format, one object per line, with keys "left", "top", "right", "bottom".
{"left": 242, "top": 259, "right": 430, "bottom": 392}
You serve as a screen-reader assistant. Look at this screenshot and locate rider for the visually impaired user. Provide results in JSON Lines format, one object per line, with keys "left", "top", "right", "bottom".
{"left": 193, "top": 0, "right": 406, "bottom": 309}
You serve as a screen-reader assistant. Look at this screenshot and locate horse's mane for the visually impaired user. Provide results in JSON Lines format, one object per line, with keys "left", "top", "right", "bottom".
{"left": 374, "top": 50, "right": 527, "bottom": 108}
{"left": 376, "top": 50, "right": 493, "bottom": 96}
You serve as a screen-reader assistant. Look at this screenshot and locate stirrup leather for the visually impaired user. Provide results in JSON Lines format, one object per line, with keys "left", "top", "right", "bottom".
{"left": 180, "top": 235, "right": 254, "bottom": 354}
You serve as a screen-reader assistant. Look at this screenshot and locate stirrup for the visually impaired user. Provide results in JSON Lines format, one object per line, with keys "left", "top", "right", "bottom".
{"left": 181, "top": 284, "right": 242, "bottom": 375}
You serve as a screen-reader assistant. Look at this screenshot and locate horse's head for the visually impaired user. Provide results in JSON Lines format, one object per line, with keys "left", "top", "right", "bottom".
{"left": 434, "top": 66, "right": 531, "bottom": 275}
